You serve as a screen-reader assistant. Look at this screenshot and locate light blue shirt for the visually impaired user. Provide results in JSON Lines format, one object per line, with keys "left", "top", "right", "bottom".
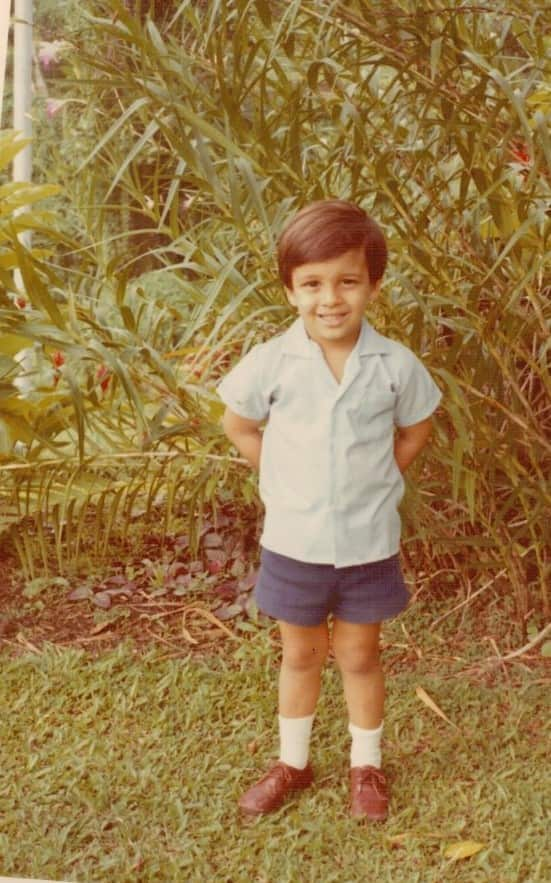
{"left": 218, "top": 317, "right": 442, "bottom": 566}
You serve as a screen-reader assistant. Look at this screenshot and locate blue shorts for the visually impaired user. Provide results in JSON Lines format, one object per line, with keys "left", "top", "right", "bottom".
{"left": 254, "top": 547, "right": 409, "bottom": 627}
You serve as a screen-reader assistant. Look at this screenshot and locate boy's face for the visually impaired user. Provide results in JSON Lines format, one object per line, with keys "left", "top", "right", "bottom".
{"left": 285, "top": 248, "right": 381, "bottom": 353}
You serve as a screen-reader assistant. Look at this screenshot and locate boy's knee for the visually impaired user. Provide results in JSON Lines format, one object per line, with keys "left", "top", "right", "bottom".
{"left": 282, "top": 641, "right": 328, "bottom": 672}
{"left": 334, "top": 647, "right": 381, "bottom": 676}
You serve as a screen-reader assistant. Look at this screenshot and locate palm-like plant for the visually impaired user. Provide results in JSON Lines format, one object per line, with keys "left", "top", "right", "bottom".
{"left": 2, "top": 0, "right": 549, "bottom": 627}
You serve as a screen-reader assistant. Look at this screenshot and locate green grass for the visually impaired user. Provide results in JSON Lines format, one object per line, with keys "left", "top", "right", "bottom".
{"left": 0, "top": 615, "right": 549, "bottom": 883}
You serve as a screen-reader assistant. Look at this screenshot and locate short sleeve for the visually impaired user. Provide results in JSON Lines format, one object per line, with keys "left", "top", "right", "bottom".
{"left": 216, "top": 344, "right": 271, "bottom": 421}
{"left": 394, "top": 352, "right": 442, "bottom": 427}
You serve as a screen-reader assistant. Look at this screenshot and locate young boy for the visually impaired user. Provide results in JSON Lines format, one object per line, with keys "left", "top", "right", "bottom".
{"left": 217, "top": 199, "right": 442, "bottom": 821}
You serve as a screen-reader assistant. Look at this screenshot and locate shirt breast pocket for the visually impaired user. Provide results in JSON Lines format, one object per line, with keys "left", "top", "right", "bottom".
{"left": 348, "top": 391, "right": 396, "bottom": 439}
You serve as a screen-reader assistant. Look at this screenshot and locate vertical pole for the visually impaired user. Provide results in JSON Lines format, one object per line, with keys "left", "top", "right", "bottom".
{"left": 13, "top": 0, "right": 33, "bottom": 254}
{"left": 0, "top": 1, "right": 11, "bottom": 125}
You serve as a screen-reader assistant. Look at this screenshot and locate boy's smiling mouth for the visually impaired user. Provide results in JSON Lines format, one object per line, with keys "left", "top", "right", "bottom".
{"left": 317, "top": 312, "right": 349, "bottom": 325}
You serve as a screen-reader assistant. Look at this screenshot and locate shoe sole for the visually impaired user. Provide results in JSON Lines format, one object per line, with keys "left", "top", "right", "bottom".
{"left": 351, "top": 809, "right": 388, "bottom": 821}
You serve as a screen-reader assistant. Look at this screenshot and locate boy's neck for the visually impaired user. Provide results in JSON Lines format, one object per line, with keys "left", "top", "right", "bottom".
{"left": 303, "top": 321, "right": 362, "bottom": 360}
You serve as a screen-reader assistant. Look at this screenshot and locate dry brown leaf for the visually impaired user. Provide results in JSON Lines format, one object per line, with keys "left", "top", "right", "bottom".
{"left": 415, "top": 685, "right": 459, "bottom": 730}
{"left": 444, "top": 841, "right": 486, "bottom": 860}
{"left": 89, "top": 620, "right": 114, "bottom": 635}
{"left": 181, "top": 605, "right": 240, "bottom": 642}
{"left": 181, "top": 624, "right": 199, "bottom": 645}
{"left": 386, "top": 833, "right": 410, "bottom": 844}
{"left": 386, "top": 831, "right": 448, "bottom": 844}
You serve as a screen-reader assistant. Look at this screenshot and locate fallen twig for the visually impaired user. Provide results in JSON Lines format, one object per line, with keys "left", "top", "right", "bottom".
{"left": 462, "top": 623, "right": 551, "bottom": 677}
{"left": 16, "top": 632, "right": 41, "bottom": 654}
{"left": 500, "top": 622, "right": 551, "bottom": 661}
{"left": 145, "top": 627, "right": 184, "bottom": 652}
{"left": 137, "top": 605, "right": 193, "bottom": 621}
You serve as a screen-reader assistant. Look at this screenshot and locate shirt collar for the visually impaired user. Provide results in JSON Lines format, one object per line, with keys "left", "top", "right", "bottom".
{"left": 281, "top": 316, "right": 391, "bottom": 358}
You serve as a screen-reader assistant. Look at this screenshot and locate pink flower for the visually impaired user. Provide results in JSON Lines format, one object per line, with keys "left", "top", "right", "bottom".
{"left": 38, "top": 41, "right": 66, "bottom": 70}
{"left": 46, "top": 98, "right": 66, "bottom": 119}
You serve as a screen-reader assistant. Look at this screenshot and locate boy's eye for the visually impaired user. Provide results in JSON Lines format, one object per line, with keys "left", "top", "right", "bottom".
{"left": 342, "top": 278, "right": 358, "bottom": 285}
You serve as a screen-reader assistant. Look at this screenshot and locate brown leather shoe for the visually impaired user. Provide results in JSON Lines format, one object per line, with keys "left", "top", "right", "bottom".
{"left": 350, "top": 765, "right": 389, "bottom": 820}
{"left": 238, "top": 761, "right": 313, "bottom": 816}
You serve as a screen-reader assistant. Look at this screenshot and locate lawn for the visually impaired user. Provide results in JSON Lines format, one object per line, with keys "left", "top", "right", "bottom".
{"left": 0, "top": 601, "right": 548, "bottom": 883}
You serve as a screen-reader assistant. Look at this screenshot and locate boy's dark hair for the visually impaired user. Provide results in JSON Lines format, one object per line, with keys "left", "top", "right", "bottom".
{"left": 277, "top": 199, "right": 388, "bottom": 288}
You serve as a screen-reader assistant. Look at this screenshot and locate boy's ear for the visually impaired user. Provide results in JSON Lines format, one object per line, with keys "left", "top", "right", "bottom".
{"left": 369, "top": 279, "right": 382, "bottom": 300}
{"left": 285, "top": 286, "right": 297, "bottom": 307}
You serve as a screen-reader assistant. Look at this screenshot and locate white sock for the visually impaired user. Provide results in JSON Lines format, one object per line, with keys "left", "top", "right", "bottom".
{"left": 278, "top": 713, "right": 315, "bottom": 770}
{"left": 349, "top": 720, "right": 383, "bottom": 768}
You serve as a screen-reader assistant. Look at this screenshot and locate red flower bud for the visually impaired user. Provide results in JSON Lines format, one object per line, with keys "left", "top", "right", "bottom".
{"left": 510, "top": 142, "right": 530, "bottom": 165}
{"left": 95, "top": 364, "right": 111, "bottom": 392}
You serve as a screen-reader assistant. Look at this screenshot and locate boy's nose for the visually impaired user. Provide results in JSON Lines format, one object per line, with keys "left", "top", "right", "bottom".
{"left": 320, "top": 286, "right": 340, "bottom": 304}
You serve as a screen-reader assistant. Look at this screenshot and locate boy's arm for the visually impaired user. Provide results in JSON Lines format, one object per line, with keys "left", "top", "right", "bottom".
{"left": 222, "top": 407, "right": 265, "bottom": 471}
{"left": 394, "top": 416, "right": 434, "bottom": 474}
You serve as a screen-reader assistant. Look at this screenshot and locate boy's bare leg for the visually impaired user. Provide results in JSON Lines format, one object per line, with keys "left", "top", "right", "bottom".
{"left": 331, "top": 619, "right": 390, "bottom": 818}
{"left": 278, "top": 620, "right": 330, "bottom": 716}
{"left": 237, "top": 621, "right": 328, "bottom": 814}
{"left": 331, "top": 620, "right": 384, "bottom": 728}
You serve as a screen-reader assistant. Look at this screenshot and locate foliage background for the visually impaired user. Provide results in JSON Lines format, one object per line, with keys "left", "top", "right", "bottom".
{"left": 1, "top": 0, "right": 549, "bottom": 635}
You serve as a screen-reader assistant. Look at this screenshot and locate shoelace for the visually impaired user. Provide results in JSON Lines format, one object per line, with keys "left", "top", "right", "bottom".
{"left": 355, "top": 767, "right": 387, "bottom": 796}
{"left": 257, "top": 762, "right": 292, "bottom": 786}
{"left": 264, "top": 762, "right": 309, "bottom": 787}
